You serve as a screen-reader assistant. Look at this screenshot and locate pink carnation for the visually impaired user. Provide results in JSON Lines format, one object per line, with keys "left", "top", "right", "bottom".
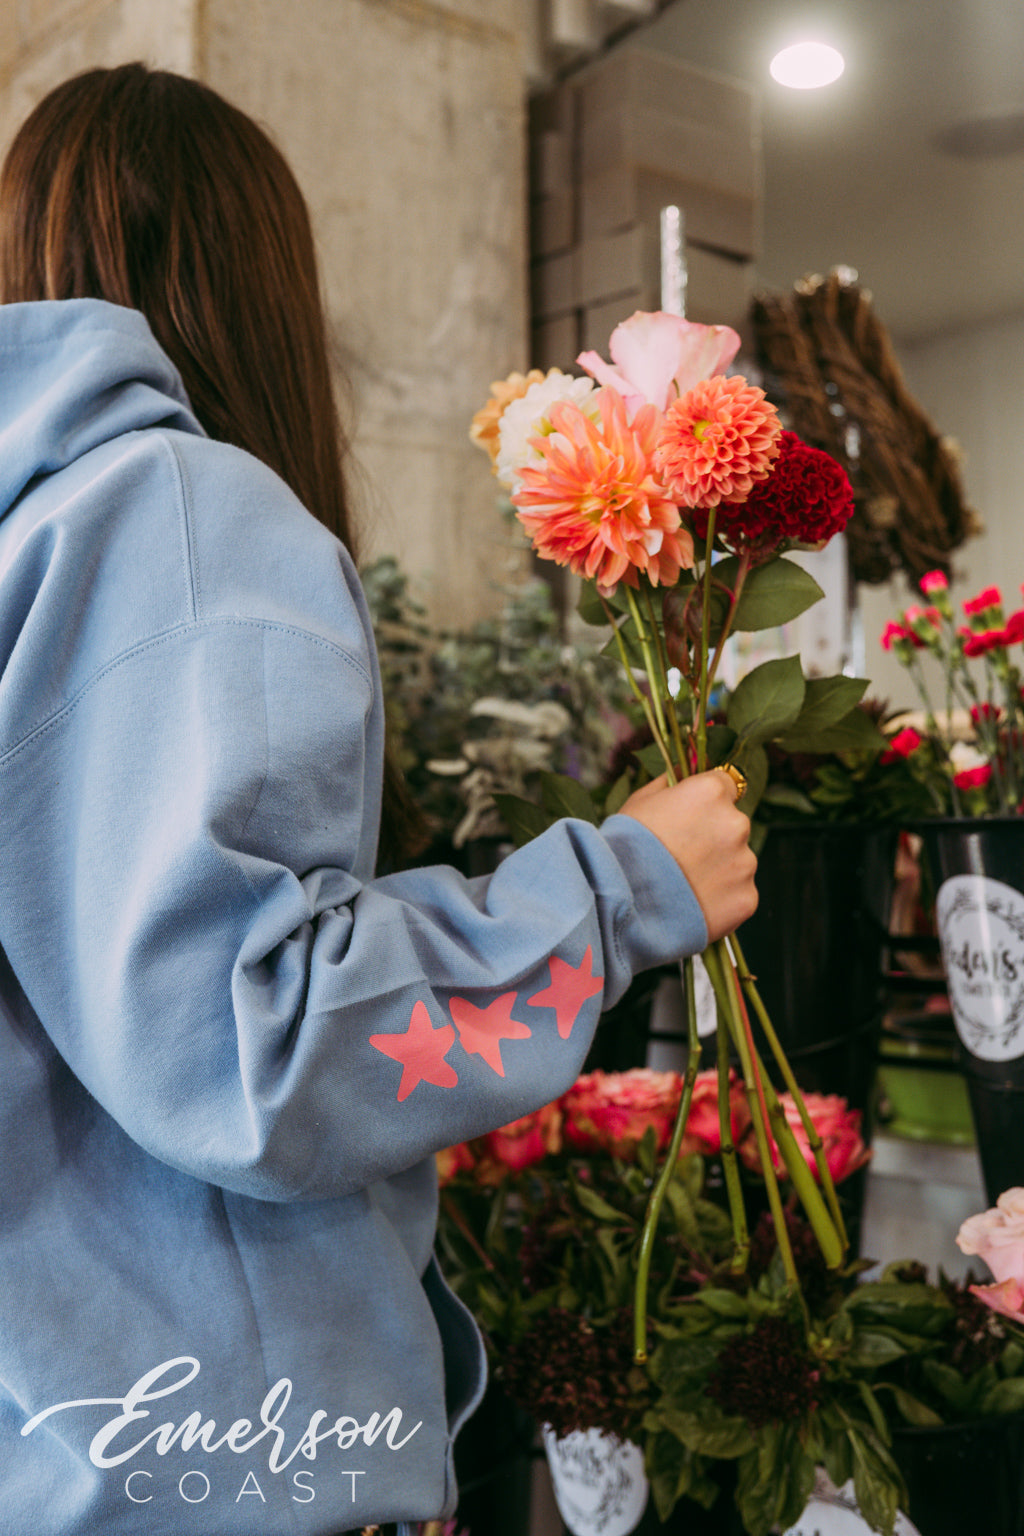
{"left": 512, "top": 390, "right": 694, "bottom": 591}
{"left": 919, "top": 570, "right": 949, "bottom": 594}
{"left": 880, "top": 725, "right": 924, "bottom": 763}
{"left": 960, "top": 626, "right": 1008, "bottom": 658}
{"left": 653, "top": 374, "right": 782, "bottom": 508}
{"left": 953, "top": 763, "right": 992, "bottom": 791}
{"left": 880, "top": 620, "right": 922, "bottom": 652}
{"left": 963, "top": 585, "right": 1003, "bottom": 616}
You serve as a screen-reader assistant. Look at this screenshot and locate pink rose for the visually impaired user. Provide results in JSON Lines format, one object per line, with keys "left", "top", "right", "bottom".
{"left": 577, "top": 310, "right": 740, "bottom": 417}
{"left": 739, "top": 1092, "right": 870, "bottom": 1184}
{"left": 969, "top": 1277, "right": 1024, "bottom": 1325}
{"left": 436, "top": 1141, "right": 476, "bottom": 1186}
{"left": 679, "top": 1067, "right": 751, "bottom": 1155}
{"left": 956, "top": 1188, "right": 1024, "bottom": 1283}
{"left": 561, "top": 1068, "right": 682, "bottom": 1157}
{"left": 484, "top": 1102, "right": 562, "bottom": 1172}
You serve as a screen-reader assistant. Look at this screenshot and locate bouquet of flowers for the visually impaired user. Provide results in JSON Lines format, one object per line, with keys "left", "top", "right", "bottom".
{"left": 471, "top": 312, "right": 887, "bottom": 1351}
{"left": 880, "top": 571, "right": 1024, "bottom": 816}
{"left": 437, "top": 1081, "right": 1024, "bottom": 1536}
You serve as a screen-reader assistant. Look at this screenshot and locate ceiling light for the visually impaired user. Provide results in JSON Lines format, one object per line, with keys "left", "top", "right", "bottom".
{"left": 770, "top": 42, "right": 845, "bottom": 90}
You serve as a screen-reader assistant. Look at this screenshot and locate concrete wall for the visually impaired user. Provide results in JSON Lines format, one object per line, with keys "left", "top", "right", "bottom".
{"left": 0, "top": 0, "right": 529, "bottom": 627}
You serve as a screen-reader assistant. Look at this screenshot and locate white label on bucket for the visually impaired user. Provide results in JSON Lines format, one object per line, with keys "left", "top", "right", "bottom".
{"left": 542, "top": 1426, "right": 649, "bottom": 1536}
{"left": 783, "top": 1475, "right": 921, "bottom": 1535}
{"left": 937, "top": 874, "right": 1024, "bottom": 1061}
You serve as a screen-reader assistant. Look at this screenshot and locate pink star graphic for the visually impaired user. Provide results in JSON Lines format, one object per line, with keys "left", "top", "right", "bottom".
{"left": 526, "top": 946, "right": 604, "bottom": 1040}
{"left": 370, "top": 1001, "right": 458, "bottom": 1102}
{"left": 450, "top": 993, "right": 532, "bottom": 1077}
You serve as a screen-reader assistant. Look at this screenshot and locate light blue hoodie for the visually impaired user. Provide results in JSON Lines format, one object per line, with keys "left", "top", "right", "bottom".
{"left": 0, "top": 299, "right": 707, "bottom": 1534}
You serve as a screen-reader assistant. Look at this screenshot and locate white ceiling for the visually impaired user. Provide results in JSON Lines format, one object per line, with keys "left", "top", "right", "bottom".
{"left": 640, "top": 0, "right": 1024, "bottom": 344}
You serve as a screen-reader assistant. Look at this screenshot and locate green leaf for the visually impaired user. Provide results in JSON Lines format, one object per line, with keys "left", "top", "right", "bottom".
{"left": 875, "top": 1383, "right": 944, "bottom": 1428}
{"left": 571, "top": 1182, "right": 630, "bottom": 1224}
{"left": 657, "top": 1404, "right": 752, "bottom": 1459}
{"left": 982, "top": 1375, "right": 1024, "bottom": 1415}
{"left": 726, "top": 655, "right": 806, "bottom": 744}
{"left": 778, "top": 705, "right": 889, "bottom": 756}
{"left": 491, "top": 792, "right": 554, "bottom": 846}
{"left": 604, "top": 770, "right": 632, "bottom": 817}
{"left": 784, "top": 675, "right": 868, "bottom": 734}
{"left": 540, "top": 772, "right": 602, "bottom": 824}
{"left": 727, "top": 556, "right": 824, "bottom": 633}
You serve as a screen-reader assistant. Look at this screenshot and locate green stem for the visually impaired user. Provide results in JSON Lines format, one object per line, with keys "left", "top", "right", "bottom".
{"left": 728, "top": 932, "right": 847, "bottom": 1263}
{"left": 633, "top": 956, "right": 704, "bottom": 1362}
{"left": 716, "top": 1007, "right": 750, "bottom": 1274}
{"left": 701, "top": 938, "right": 798, "bottom": 1287}
{"left": 696, "top": 508, "right": 717, "bottom": 771}
{"left": 642, "top": 580, "right": 690, "bottom": 776}
{"left": 599, "top": 591, "right": 677, "bottom": 783}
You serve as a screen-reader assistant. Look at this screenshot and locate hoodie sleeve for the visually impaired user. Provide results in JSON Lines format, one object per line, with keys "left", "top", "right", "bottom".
{"left": 2, "top": 446, "right": 708, "bottom": 1203}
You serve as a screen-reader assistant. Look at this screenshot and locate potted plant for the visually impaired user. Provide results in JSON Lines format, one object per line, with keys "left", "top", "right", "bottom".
{"left": 437, "top": 1077, "right": 1024, "bottom": 1536}
{"left": 879, "top": 575, "right": 1024, "bottom": 1200}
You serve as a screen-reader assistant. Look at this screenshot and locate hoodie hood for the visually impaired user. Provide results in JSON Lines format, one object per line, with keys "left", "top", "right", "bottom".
{"left": 0, "top": 298, "right": 201, "bottom": 515}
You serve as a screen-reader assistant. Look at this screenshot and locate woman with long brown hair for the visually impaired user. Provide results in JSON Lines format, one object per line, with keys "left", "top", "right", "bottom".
{"left": 0, "top": 64, "right": 755, "bottom": 1534}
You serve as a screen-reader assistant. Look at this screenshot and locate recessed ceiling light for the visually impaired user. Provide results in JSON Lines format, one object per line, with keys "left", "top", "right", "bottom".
{"left": 770, "top": 42, "right": 845, "bottom": 90}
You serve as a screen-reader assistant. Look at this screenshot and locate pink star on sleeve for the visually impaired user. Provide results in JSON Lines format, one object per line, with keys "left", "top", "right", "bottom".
{"left": 526, "top": 946, "right": 604, "bottom": 1039}
{"left": 370, "top": 1001, "right": 458, "bottom": 1102}
{"left": 450, "top": 993, "right": 532, "bottom": 1077}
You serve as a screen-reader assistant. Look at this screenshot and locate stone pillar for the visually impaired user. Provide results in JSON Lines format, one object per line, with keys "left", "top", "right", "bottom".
{"left": 1, "top": 0, "right": 529, "bottom": 628}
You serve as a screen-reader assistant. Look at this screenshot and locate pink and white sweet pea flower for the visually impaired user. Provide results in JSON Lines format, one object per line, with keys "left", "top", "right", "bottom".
{"left": 577, "top": 310, "right": 742, "bottom": 418}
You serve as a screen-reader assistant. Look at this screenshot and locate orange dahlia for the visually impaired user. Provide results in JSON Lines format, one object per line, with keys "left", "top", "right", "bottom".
{"left": 511, "top": 389, "right": 693, "bottom": 591}
{"left": 653, "top": 374, "right": 782, "bottom": 508}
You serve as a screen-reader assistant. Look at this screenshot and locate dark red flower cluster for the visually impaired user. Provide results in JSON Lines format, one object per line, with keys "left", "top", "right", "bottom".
{"left": 704, "top": 1314, "right": 820, "bottom": 1429}
{"left": 501, "top": 1306, "right": 648, "bottom": 1440}
{"left": 691, "top": 431, "right": 854, "bottom": 554}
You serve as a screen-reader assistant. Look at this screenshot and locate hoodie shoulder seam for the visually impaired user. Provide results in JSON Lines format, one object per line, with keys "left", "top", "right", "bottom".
{"left": 0, "top": 617, "right": 374, "bottom": 768}
{"left": 153, "top": 433, "right": 200, "bottom": 622}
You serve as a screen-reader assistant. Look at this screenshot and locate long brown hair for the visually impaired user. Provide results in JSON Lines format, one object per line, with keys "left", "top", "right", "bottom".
{"left": 0, "top": 64, "right": 425, "bottom": 861}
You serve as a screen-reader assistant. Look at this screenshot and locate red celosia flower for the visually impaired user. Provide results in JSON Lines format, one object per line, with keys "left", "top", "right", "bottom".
{"left": 691, "top": 430, "right": 853, "bottom": 552}
{"left": 881, "top": 725, "right": 925, "bottom": 763}
{"left": 512, "top": 391, "right": 693, "bottom": 590}
{"left": 705, "top": 1315, "right": 820, "bottom": 1429}
{"left": 653, "top": 373, "right": 781, "bottom": 508}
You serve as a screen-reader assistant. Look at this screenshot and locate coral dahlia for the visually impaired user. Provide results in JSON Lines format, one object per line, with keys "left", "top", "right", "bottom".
{"left": 653, "top": 373, "right": 781, "bottom": 509}
{"left": 511, "top": 389, "right": 694, "bottom": 591}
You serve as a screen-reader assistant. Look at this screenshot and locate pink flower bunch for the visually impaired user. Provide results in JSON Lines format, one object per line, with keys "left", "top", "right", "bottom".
{"left": 957, "top": 1188, "right": 1024, "bottom": 1324}
{"left": 738, "top": 1091, "right": 869, "bottom": 1185}
{"left": 439, "top": 1071, "right": 863, "bottom": 1184}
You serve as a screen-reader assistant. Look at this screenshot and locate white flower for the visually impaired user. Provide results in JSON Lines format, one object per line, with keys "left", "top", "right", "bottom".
{"left": 495, "top": 371, "right": 597, "bottom": 490}
{"left": 949, "top": 739, "right": 989, "bottom": 774}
